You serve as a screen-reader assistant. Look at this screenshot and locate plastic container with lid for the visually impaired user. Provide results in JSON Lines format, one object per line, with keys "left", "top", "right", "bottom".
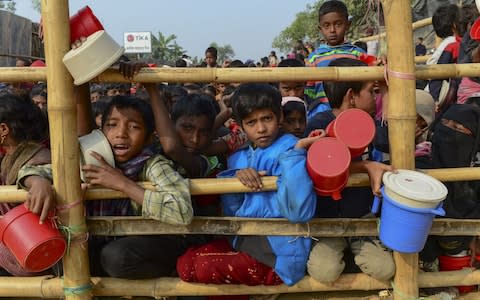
{"left": 307, "top": 137, "right": 351, "bottom": 200}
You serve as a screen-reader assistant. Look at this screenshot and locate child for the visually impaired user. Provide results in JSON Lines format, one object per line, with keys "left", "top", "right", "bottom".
{"left": 0, "top": 93, "right": 53, "bottom": 276}
{"left": 304, "top": 0, "right": 365, "bottom": 120}
{"left": 204, "top": 46, "right": 218, "bottom": 68}
{"left": 176, "top": 83, "right": 321, "bottom": 286}
{"left": 36, "top": 90, "right": 194, "bottom": 279}
{"left": 305, "top": 58, "right": 395, "bottom": 284}
{"left": 282, "top": 96, "right": 307, "bottom": 138}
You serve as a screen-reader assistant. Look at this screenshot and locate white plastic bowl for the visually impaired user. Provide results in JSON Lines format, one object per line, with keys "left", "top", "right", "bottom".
{"left": 63, "top": 30, "right": 124, "bottom": 85}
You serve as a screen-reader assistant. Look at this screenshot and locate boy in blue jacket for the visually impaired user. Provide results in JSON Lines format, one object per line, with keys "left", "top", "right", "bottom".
{"left": 305, "top": 0, "right": 365, "bottom": 120}
{"left": 177, "top": 84, "right": 322, "bottom": 286}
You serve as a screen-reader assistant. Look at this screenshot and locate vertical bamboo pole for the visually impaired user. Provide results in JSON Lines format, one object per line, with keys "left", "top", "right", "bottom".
{"left": 41, "top": 1, "right": 92, "bottom": 300}
{"left": 381, "top": 0, "right": 418, "bottom": 299}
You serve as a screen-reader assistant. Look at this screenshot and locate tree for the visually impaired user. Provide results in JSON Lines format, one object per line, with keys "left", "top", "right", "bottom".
{"left": 272, "top": 0, "right": 384, "bottom": 52}
{"left": 0, "top": 0, "right": 17, "bottom": 13}
{"left": 151, "top": 32, "right": 185, "bottom": 63}
{"left": 31, "top": 0, "right": 40, "bottom": 13}
{"left": 209, "top": 42, "right": 235, "bottom": 64}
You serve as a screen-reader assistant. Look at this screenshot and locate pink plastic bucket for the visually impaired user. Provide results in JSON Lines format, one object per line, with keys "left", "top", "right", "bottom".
{"left": 326, "top": 109, "right": 375, "bottom": 158}
{"left": 0, "top": 205, "right": 66, "bottom": 272}
{"left": 69, "top": 6, "right": 104, "bottom": 43}
{"left": 307, "top": 137, "right": 351, "bottom": 200}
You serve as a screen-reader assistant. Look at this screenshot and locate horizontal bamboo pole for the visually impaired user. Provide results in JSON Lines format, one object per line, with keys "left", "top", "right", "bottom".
{"left": 415, "top": 55, "right": 430, "bottom": 64}
{"left": 0, "top": 270, "right": 478, "bottom": 297}
{"left": 1, "top": 63, "right": 480, "bottom": 84}
{"left": 357, "top": 17, "right": 432, "bottom": 42}
{"left": 85, "top": 216, "right": 480, "bottom": 237}
{"left": 0, "top": 167, "right": 479, "bottom": 202}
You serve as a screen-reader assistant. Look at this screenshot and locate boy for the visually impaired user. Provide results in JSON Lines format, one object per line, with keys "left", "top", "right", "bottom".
{"left": 24, "top": 94, "right": 194, "bottom": 279}
{"left": 304, "top": 0, "right": 365, "bottom": 121}
{"left": 305, "top": 58, "right": 395, "bottom": 284}
{"left": 176, "top": 84, "right": 321, "bottom": 286}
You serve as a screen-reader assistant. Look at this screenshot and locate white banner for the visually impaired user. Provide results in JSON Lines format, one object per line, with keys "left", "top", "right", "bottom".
{"left": 123, "top": 32, "right": 152, "bottom": 54}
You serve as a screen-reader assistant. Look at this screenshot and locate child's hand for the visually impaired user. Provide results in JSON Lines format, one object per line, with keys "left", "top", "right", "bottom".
{"left": 82, "top": 151, "right": 127, "bottom": 191}
{"left": 236, "top": 168, "right": 267, "bottom": 191}
{"left": 24, "top": 176, "right": 55, "bottom": 224}
{"left": 363, "top": 161, "right": 394, "bottom": 197}
{"left": 119, "top": 61, "right": 149, "bottom": 81}
{"left": 295, "top": 129, "right": 326, "bottom": 150}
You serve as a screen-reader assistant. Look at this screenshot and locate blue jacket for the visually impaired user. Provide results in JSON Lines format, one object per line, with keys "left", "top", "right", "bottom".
{"left": 218, "top": 133, "right": 316, "bottom": 285}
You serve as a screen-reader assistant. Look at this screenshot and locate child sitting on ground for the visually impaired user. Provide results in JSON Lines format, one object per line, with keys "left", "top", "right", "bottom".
{"left": 176, "top": 83, "right": 322, "bottom": 286}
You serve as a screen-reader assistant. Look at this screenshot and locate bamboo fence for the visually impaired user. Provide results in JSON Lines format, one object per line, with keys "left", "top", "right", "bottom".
{"left": 356, "top": 17, "right": 432, "bottom": 42}
{"left": 0, "top": 0, "right": 478, "bottom": 298}
{"left": 41, "top": 1, "right": 91, "bottom": 300}
{"left": 2, "top": 63, "right": 480, "bottom": 83}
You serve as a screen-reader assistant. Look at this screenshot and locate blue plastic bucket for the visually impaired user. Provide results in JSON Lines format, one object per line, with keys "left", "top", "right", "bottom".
{"left": 373, "top": 187, "right": 445, "bottom": 253}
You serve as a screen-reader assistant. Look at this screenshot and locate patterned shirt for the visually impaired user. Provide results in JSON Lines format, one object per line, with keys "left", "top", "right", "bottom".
{"left": 17, "top": 154, "right": 193, "bottom": 225}
{"left": 304, "top": 43, "right": 365, "bottom": 120}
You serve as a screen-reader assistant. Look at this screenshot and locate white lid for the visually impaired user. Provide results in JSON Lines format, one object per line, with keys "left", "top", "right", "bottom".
{"left": 382, "top": 169, "right": 448, "bottom": 204}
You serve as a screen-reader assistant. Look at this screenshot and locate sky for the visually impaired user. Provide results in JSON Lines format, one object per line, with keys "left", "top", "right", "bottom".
{"left": 15, "top": 0, "right": 316, "bottom": 61}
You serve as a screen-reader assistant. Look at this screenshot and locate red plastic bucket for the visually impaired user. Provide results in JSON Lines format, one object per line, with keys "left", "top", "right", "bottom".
{"left": 439, "top": 255, "right": 475, "bottom": 293}
{"left": 307, "top": 137, "right": 351, "bottom": 200}
{"left": 326, "top": 109, "right": 375, "bottom": 158}
{"left": 0, "top": 205, "right": 66, "bottom": 272}
{"left": 69, "top": 6, "right": 104, "bottom": 43}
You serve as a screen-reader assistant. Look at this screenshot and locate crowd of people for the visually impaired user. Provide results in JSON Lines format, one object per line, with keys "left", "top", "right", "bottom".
{"left": 0, "top": 0, "right": 480, "bottom": 298}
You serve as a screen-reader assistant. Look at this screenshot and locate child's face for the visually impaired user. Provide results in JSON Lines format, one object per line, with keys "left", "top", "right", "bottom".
{"left": 102, "top": 107, "right": 148, "bottom": 163}
{"left": 353, "top": 82, "right": 376, "bottom": 116}
{"left": 279, "top": 82, "right": 306, "bottom": 98}
{"left": 283, "top": 110, "right": 306, "bottom": 138}
{"left": 175, "top": 115, "right": 212, "bottom": 154}
{"left": 205, "top": 52, "right": 217, "bottom": 67}
{"left": 318, "top": 12, "right": 349, "bottom": 46}
{"left": 241, "top": 108, "right": 280, "bottom": 148}
{"left": 90, "top": 92, "right": 101, "bottom": 103}
{"left": 107, "top": 88, "right": 120, "bottom": 96}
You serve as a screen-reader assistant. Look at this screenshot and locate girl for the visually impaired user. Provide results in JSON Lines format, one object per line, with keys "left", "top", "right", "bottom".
{"left": 281, "top": 96, "right": 307, "bottom": 138}
{"left": 0, "top": 93, "right": 53, "bottom": 276}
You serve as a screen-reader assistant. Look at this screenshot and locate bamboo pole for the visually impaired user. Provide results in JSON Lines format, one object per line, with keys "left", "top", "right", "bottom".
{"left": 381, "top": 1, "right": 418, "bottom": 299}
{"left": 0, "top": 270, "right": 479, "bottom": 297}
{"left": 0, "top": 166, "right": 478, "bottom": 202}
{"left": 357, "top": 17, "right": 432, "bottom": 42}
{"left": 41, "top": 1, "right": 92, "bottom": 300}
{"left": 2, "top": 63, "right": 480, "bottom": 83}
{"left": 84, "top": 216, "right": 480, "bottom": 237}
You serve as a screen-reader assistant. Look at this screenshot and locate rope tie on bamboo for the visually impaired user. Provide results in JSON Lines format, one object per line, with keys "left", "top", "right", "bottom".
{"left": 288, "top": 223, "right": 319, "bottom": 243}
{"left": 56, "top": 198, "right": 83, "bottom": 211}
{"left": 62, "top": 279, "right": 94, "bottom": 297}
{"left": 390, "top": 281, "right": 428, "bottom": 300}
{"left": 58, "top": 223, "right": 89, "bottom": 254}
{"left": 384, "top": 64, "right": 416, "bottom": 86}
